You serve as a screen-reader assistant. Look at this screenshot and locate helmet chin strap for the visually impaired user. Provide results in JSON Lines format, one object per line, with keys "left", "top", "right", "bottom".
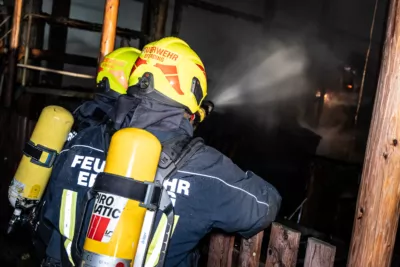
{"left": 183, "top": 112, "right": 195, "bottom": 125}
{"left": 183, "top": 111, "right": 193, "bottom": 119}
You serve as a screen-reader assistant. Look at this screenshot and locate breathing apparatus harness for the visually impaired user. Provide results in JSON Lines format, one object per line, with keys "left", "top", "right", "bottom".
{"left": 70, "top": 84, "right": 205, "bottom": 267}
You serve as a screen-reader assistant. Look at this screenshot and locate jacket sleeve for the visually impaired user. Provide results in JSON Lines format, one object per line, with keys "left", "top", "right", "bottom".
{"left": 185, "top": 146, "right": 282, "bottom": 239}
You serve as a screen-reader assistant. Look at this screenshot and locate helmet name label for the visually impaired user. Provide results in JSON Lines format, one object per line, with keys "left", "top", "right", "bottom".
{"left": 101, "top": 57, "right": 126, "bottom": 67}
{"left": 87, "top": 192, "right": 128, "bottom": 243}
{"left": 143, "top": 46, "right": 178, "bottom": 61}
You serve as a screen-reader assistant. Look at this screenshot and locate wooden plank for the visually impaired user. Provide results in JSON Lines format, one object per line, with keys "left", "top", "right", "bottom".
{"left": 17, "top": 63, "right": 94, "bottom": 79}
{"left": 1, "top": 47, "right": 97, "bottom": 67}
{"left": 47, "top": 0, "right": 71, "bottom": 86}
{"left": 147, "top": 0, "right": 158, "bottom": 42}
{"left": 139, "top": 0, "right": 150, "bottom": 48}
{"left": 98, "top": 0, "right": 120, "bottom": 65}
{"left": 20, "top": 0, "right": 44, "bottom": 86}
{"left": 238, "top": 231, "right": 264, "bottom": 267}
{"left": 171, "top": 0, "right": 183, "bottom": 36}
{"left": 28, "top": 48, "right": 97, "bottom": 67}
{"left": 24, "top": 86, "right": 94, "bottom": 99}
{"left": 265, "top": 222, "right": 301, "bottom": 267}
{"left": 185, "top": 0, "right": 262, "bottom": 24}
{"left": 5, "top": 0, "right": 23, "bottom": 107}
{"left": 207, "top": 233, "right": 235, "bottom": 267}
{"left": 154, "top": 0, "right": 169, "bottom": 40}
{"left": 125, "top": 0, "right": 263, "bottom": 25}
{"left": 28, "top": 13, "right": 143, "bottom": 40}
{"left": 147, "top": 0, "right": 169, "bottom": 42}
{"left": 304, "top": 238, "right": 336, "bottom": 267}
{"left": 347, "top": 1, "right": 400, "bottom": 267}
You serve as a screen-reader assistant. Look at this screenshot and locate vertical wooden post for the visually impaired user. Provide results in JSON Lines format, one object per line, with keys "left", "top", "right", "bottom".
{"left": 4, "top": 0, "right": 23, "bottom": 107}
{"left": 19, "top": 0, "right": 45, "bottom": 86}
{"left": 171, "top": 0, "right": 183, "bottom": 36}
{"left": 304, "top": 238, "right": 336, "bottom": 267}
{"left": 139, "top": 0, "right": 150, "bottom": 49}
{"left": 238, "top": 231, "right": 264, "bottom": 267}
{"left": 207, "top": 233, "right": 235, "bottom": 267}
{"left": 265, "top": 223, "right": 301, "bottom": 267}
{"left": 149, "top": 0, "right": 169, "bottom": 42}
{"left": 347, "top": 1, "right": 400, "bottom": 266}
{"left": 47, "top": 0, "right": 71, "bottom": 87}
{"left": 98, "top": 0, "right": 120, "bottom": 65}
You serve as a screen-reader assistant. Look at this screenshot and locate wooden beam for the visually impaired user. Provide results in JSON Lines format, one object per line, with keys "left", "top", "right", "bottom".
{"left": 347, "top": 1, "right": 400, "bottom": 266}
{"left": 171, "top": 0, "right": 184, "bottom": 36}
{"left": 139, "top": 0, "right": 150, "bottom": 48}
{"left": 0, "top": 47, "right": 97, "bottom": 67}
{"left": 154, "top": 0, "right": 169, "bottom": 41}
{"left": 29, "top": 48, "right": 97, "bottom": 67}
{"left": 47, "top": 0, "right": 71, "bottom": 86}
{"left": 265, "top": 223, "right": 301, "bottom": 267}
{"left": 98, "top": 0, "right": 120, "bottom": 65}
{"left": 146, "top": 0, "right": 157, "bottom": 42}
{"left": 20, "top": 0, "right": 44, "bottom": 86}
{"left": 134, "top": 0, "right": 263, "bottom": 24}
{"left": 24, "top": 86, "right": 94, "bottom": 99}
{"left": 4, "top": 0, "right": 23, "bottom": 107}
{"left": 207, "top": 233, "right": 235, "bottom": 267}
{"left": 0, "top": 6, "right": 12, "bottom": 46}
{"left": 304, "top": 238, "right": 336, "bottom": 267}
{"left": 17, "top": 63, "right": 94, "bottom": 79}
{"left": 185, "top": 0, "right": 262, "bottom": 24}
{"left": 27, "top": 13, "right": 143, "bottom": 40}
{"left": 238, "top": 231, "right": 264, "bottom": 267}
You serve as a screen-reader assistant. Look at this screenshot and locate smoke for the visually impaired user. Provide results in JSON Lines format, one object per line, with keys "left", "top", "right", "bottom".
{"left": 203, "top": 29, "right": 360, "bottom": 158}
{"left": 207, "top": 31, "right": 340, "bottom": 113}
{"left": 211, "top": 38, "right": 310, "bottom": 109}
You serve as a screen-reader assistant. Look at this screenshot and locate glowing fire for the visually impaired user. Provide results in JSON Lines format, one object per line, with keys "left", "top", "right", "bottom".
{"left": 316, "top": 90, "right": 331, "bottom": 103}
{"left": 324, "top": 93, "right": 331, "bottom": 102}
{"left": 347, "top": 84, "right": 353, "bottom": 89}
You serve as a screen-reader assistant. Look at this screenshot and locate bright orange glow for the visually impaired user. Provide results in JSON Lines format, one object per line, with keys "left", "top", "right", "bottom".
{"left": 347, "top": 84, "right": 353, "bottom": 89}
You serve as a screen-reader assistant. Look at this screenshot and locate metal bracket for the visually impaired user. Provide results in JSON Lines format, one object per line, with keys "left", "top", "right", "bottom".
{"left": 23, "top": 141, "right": 58, "bottom": 168}
{"left": 139, "top": 181, "right": 162, "bottom": 211}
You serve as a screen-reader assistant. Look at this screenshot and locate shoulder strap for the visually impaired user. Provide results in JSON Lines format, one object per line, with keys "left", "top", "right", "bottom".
{"left": 155, "top": 137, "right": 204, "bottom": 183}
{"left": 175, "top": 137, "right": 204, "bottom": 170}
{"left": 101, "top": 122, "right": 203, "bottom": 183}
{"left": 113, "top": 95, "right": 141, "bottom": 130}
{"left": 102, "top": 121, "right": 116, "bottom": 158}
{"left": 73, "top": 103, "right": 111, "bottom": 132}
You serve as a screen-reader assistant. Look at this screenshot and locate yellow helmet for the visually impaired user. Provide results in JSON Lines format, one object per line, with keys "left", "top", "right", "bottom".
{"left": 129, "top": 37, "right": 207, "bottom": 114}
{"left": 97, "top": 47, "right": 141, "bottom": 95}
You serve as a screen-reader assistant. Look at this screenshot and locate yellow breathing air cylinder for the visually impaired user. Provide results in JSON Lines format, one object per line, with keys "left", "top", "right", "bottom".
{"left": 8, "top": 105, "right": 74, "bottom": 232}
{"left": 81, "top": 128, "right": 162, "bottom": 267}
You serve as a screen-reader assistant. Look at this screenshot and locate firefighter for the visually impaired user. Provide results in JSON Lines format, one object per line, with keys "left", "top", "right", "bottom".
{"left": 38, "top": 37, "right": 281, "bottom": 267}
{"left": 36, "top": 47, "right": 141, "bottom": 267}
{"left": 111, "top": 37, "right": 282, "bottom": 266}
